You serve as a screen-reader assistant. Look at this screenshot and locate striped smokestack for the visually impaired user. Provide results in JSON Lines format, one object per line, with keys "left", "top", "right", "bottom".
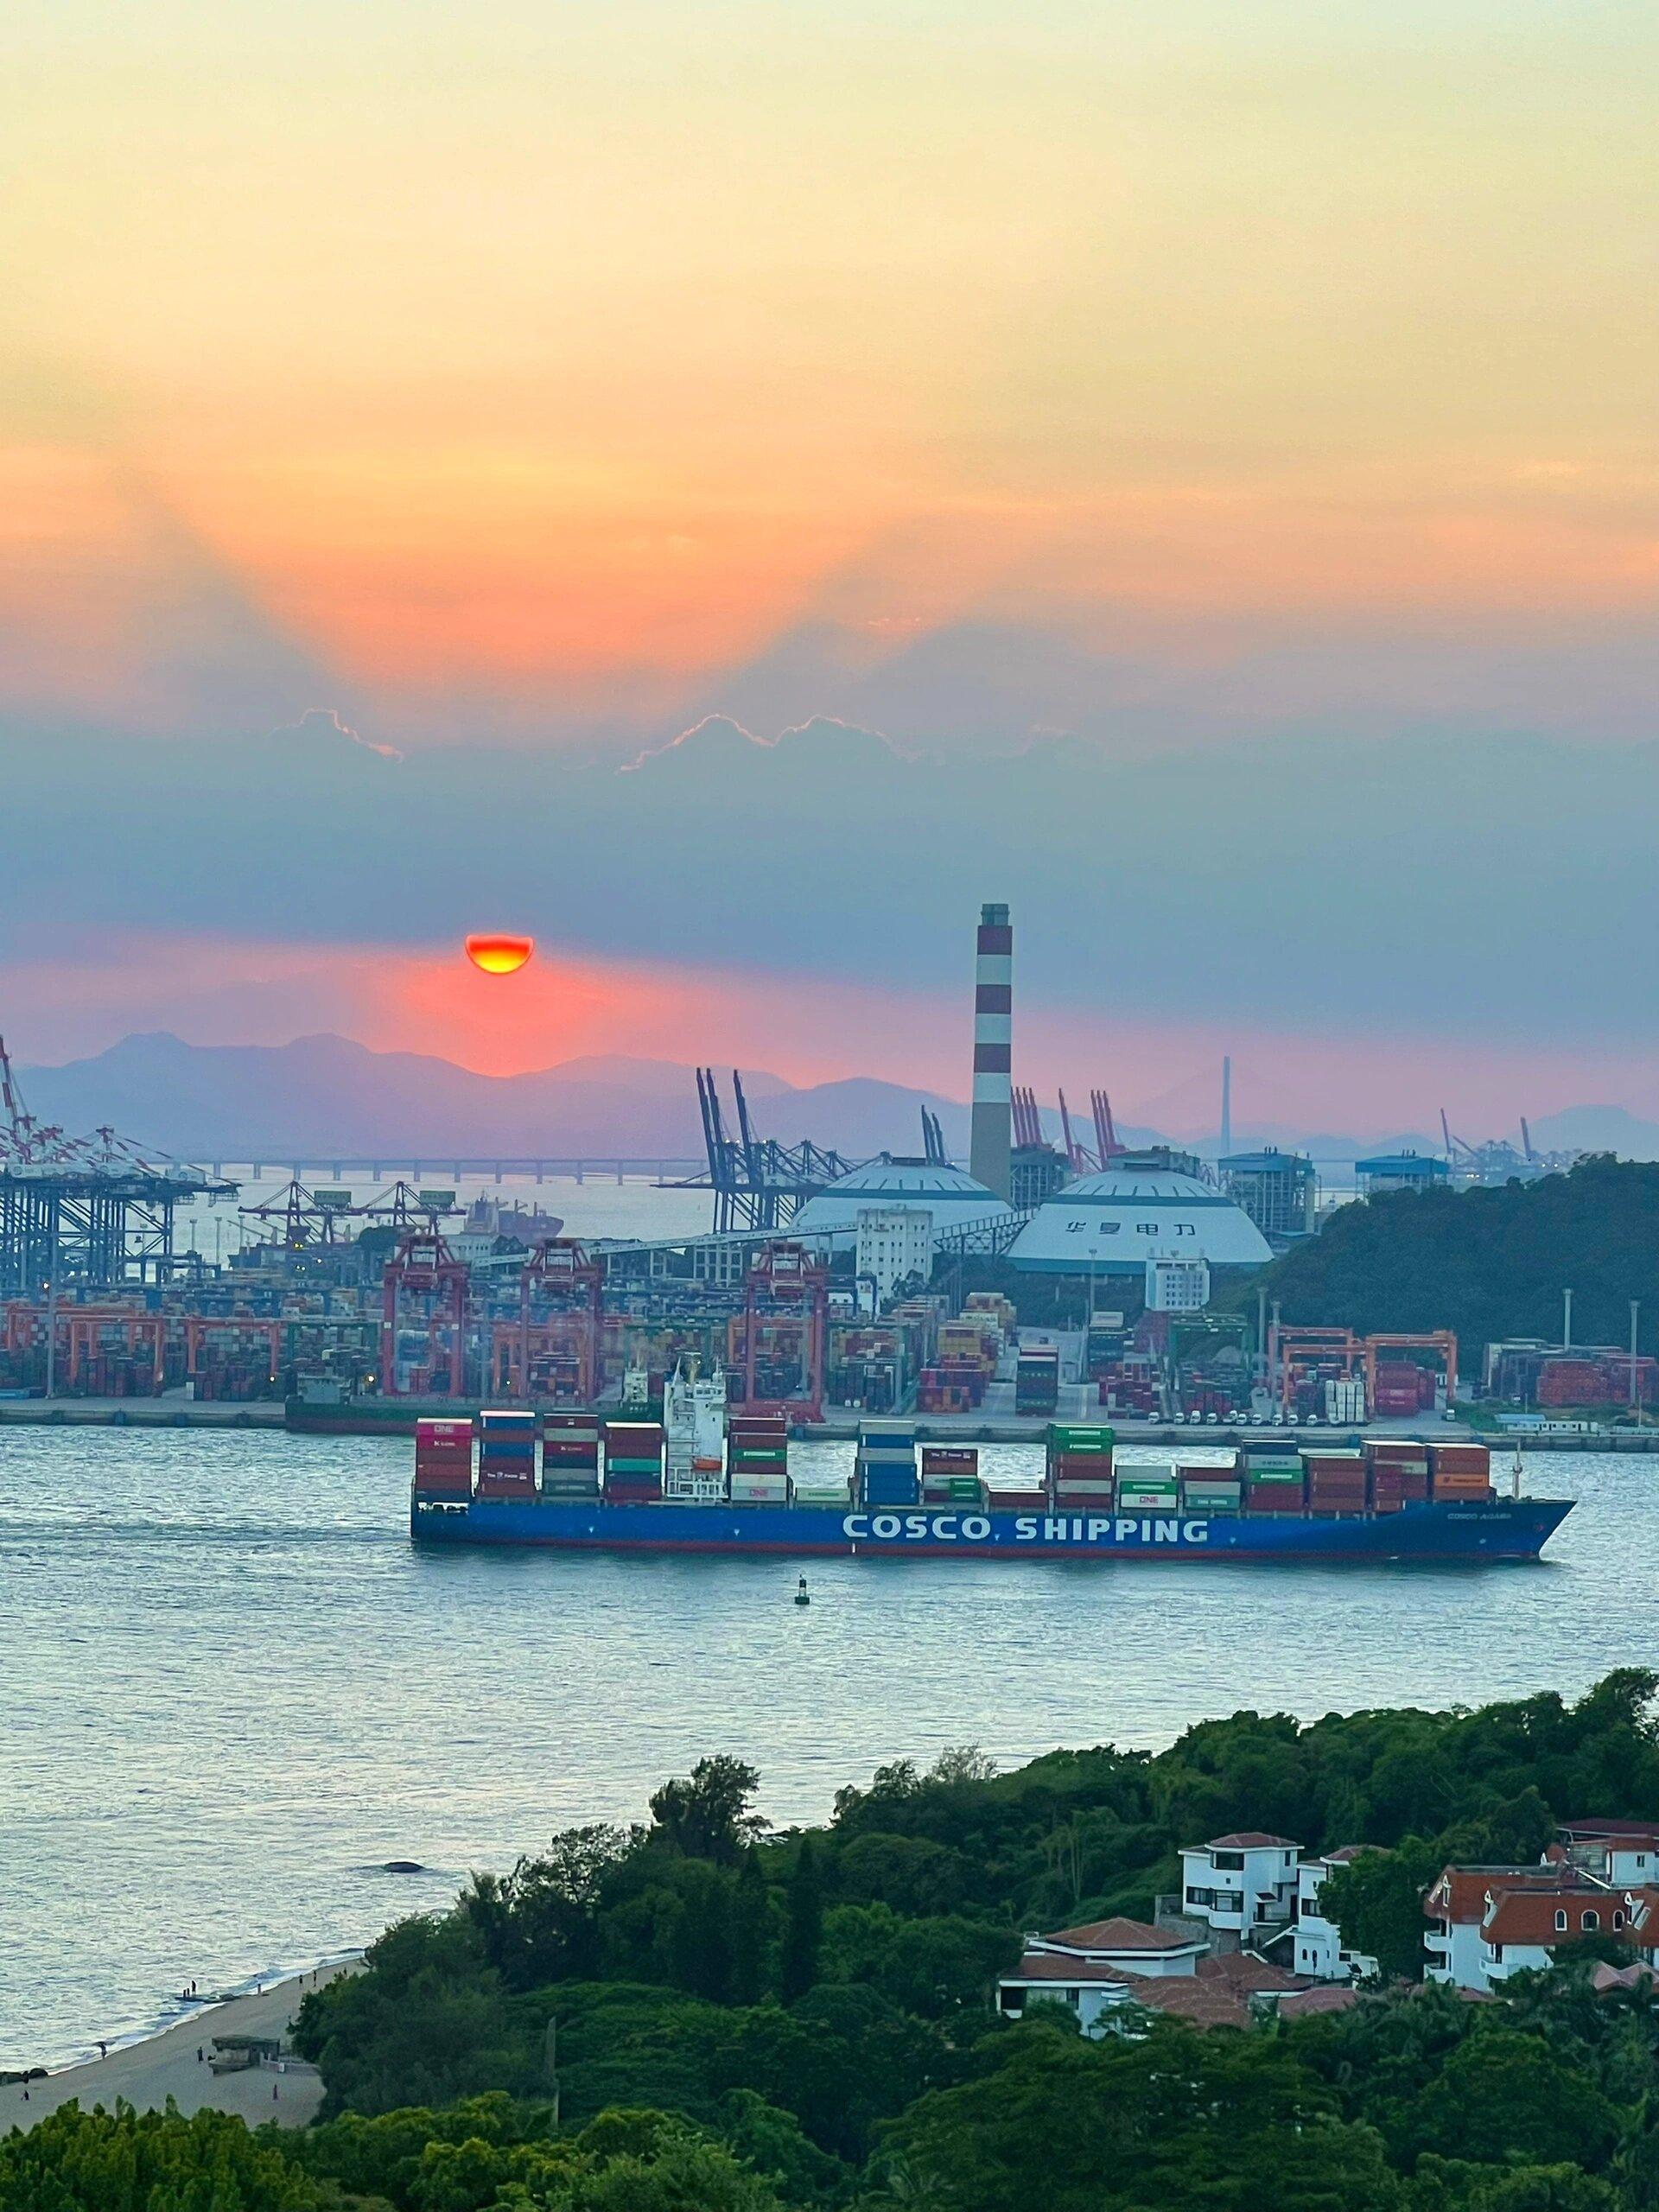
{"left": 969, "top": 902, "right": 1013, "bottom": 1200}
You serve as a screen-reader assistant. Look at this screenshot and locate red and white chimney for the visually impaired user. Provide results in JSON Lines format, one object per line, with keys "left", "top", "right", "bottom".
{"left": 969, "top": 903, "right": 1013, "bottom": 1200}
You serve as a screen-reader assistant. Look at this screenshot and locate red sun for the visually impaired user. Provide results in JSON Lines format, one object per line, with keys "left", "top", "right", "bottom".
{"left": 465, "top": 933, "right": 535, "bottom": 976}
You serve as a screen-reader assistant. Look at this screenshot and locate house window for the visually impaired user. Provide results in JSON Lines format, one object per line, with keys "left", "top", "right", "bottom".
{"left": 1001, "top": 1988, "right": 1026, "bottom": 2013}
{"left": 1583, "top": 1910, "right": 1600, "bottom": 1932}
{"left": 1185, "top": 1887, "right": 1213, "bottom": 1910}
{"left": 1614, "top": 1912, "right": 1626, "bottom": 1931}
{"left": 1212, "top": 1851, "right": 1245, "bottom": 1872}
{"left": 1555, "top": 1911, "right": 1568, "bottom": 1932}
{"left": 1066, "top": 1988, "right": 1081, "bottom": 2005}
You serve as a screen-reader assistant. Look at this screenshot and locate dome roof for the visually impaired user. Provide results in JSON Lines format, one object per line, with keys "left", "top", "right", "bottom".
{"left": 792, "top": 1156, "right": 1011, "bottom": 1239}
{"left": 1007, "top": 1163, "right": 1272, "bottom": 1274}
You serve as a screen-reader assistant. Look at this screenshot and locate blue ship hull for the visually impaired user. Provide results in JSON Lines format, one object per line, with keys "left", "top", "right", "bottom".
{"left": 411, "top": 1493, "right": 1572, "bottom": 1562}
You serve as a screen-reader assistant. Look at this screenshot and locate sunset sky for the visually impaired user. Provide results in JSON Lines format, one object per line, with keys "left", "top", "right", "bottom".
{"left": 3, "top": 0, "right": 1656, "bottom": 1135}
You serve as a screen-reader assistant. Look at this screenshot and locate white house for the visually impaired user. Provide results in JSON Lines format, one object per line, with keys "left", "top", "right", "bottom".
{"left": 1179, "top": 1832, "right": 1300, "bottom": 1950}
{"left": 1424, "top": 1864, "right": 1659, "bottom": 1995}
{"left": 1293, "top": 1848, "right": 1380, "bottom": 1983}
{"left": 1556, "top": 1821, "right": 1659, "bottom": 1889}
{"left": 995, "top": 1917, "right": 1209, "bottom": 2032}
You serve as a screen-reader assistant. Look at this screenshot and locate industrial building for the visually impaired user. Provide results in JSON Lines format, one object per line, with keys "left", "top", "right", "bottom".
{"left": 790, "top": 1155, "right": 1009, "bottom": 1243}
{"left": 1356, "top": 1152, "right": 1449, "bottom": 1196}
{"left": 1005, "top": 1152, "right": 1272, "bottom": 1277}
{"left": 1218, "top": 1148, "right": 1317, "bottom": 1243}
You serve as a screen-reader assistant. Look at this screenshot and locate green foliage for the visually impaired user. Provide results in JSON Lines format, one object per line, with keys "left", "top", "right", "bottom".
{"left": 293, "top": 1914, "right": 533, "bottom": 2117}
{"left": 33, "top": 1675, "right": 1659, "bottom": 2212}
{"left": 1233, "top": 1155, "right": 1659, "bottom": 1358}
{"left": 0, "top": 2100, "right": 329, "bottom": 2210}
{"left": 647, "top": 1757, "right": 768, "bottom": 1866}
{"left": 779, "top": 1837, "right": 824, "bottom": 2005}
{"left": 877, "top": 2017, "right": 1399, "bottom": 2211}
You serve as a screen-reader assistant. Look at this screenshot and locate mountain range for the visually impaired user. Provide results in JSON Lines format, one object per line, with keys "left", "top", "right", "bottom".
{"left": 14, "top": 1033, "right": 1659, "bottom": 1169}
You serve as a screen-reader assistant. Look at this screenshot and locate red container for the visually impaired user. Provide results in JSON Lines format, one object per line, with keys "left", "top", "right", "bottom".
{"left": 604, "top": 1480, "right": 663, "bottom": 1503}
{"left": 416, "top": 1418, "right": 473, "bottom": 1449}
{"left": 413, "top": 1465, "right": 472, "bottom": 1498}
{"left": 476, "top": 1470, "right": 537, "bottom": 1498}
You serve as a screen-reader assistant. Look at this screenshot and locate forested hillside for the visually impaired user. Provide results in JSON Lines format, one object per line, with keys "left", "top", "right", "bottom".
{"left": 10, "top": 1675, "right": 1659, "bottom": 2209}
{"left": 1237, "top": 1157, "right": 1659, "bottom": 1352}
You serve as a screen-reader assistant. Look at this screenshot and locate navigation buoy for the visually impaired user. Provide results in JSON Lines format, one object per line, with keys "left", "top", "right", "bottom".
{"left": 466, "top": 933, "right": 534, "bottom": 976}
{"left": 795, "top": 1575, "right": 810, "bottom": 1606}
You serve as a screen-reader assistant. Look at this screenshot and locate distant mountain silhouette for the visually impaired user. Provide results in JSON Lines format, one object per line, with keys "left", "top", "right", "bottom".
{"left": 19, "top": 1033, "right": 1647, "bottom": 1173}
{"left": 15, "top": 1033, "right": 970, "bottom": 1162}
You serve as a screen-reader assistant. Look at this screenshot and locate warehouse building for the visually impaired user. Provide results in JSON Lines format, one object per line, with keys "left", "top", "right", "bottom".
{"left": 791, "top": 1156, "right": 1009, "bottom": 1245}
{"left": 1006, "top": 1153, "right": 1272, "bottom": 1277}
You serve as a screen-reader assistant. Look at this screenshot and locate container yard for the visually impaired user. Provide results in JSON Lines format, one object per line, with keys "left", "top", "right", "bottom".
{"left": 1, "top": 907, "right": 1649, "bottom": 1446}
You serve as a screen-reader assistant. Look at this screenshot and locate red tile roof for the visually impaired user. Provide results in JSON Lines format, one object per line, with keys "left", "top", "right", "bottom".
{"left": 1560, "top": 1820, "right": 1659, "bottom": 1841}
{"left": 1197, "top": 1952, "right": 1308, "bottom": 1995}
{"left": 1003, "top": 1951, "right": 1149, "bottom": 1986}
{"left": 1322, "top": 1846, "right": 1372, "bottom": 1865}
{"left": 1277, "top": 1986, "right": 1363, "bottom": 2018}
{"left": 1039, "top": 1916, "right": 1197, "bottom": 1955}
{"left": 1485, "top": 1886, "right": 1658, "bottom": 1947}
{"left": 1484, "top": 1891, "right": 1605, "bottom": 1945}
{"left": 1205, "top": 1832, "right": 1300, "bottom": 1850}
{"left": 1001, "top": 1949, "right": 1313, "bottom": 2030}
{"left": 1425, "top": 1865, "right": 1585, "bottom": 1925}
{"left": 1591, "top": 1961, "right": 1659, "bottom": 1993}
{"left": 1117, "top": 1974, "right": 1254, "bottom": 2029}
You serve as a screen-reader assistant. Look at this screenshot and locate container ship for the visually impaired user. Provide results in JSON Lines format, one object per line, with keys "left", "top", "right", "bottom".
{"left": 410, "top": 1415, "right": 1571, "bottom": 1564}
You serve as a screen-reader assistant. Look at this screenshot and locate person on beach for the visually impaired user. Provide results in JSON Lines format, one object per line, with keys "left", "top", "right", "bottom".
{"left": 98, "top": 2041, "right": 107, "bottom": 2059}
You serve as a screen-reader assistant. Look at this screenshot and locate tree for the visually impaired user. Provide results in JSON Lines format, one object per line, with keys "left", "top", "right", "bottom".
{"left": 0, "top": 2103, "right": 330, "bottom": 2211}
{"left": 1395, "top": 2027, "right": 1621, "bottom": 2173}
{"left": 881, "top": 2018, "right": 1398, "bottom": 2212}
{"left": 780, "top": 1836, "right": 824, "bottom": 2003}
{"left": 1322, "top": 1842, "right": 1440, "bottom": 1982}
{"left": 729, "top": 1851, "right": 772, "bottom": 2006}
{"left": 649, "top": 1758, "right": 769, "bottom": 1866}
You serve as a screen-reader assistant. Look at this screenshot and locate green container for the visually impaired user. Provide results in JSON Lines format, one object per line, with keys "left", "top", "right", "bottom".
{"left": 606, "top": 1455, "right": 662, "bottom": 1474}
{"left": 1048, "top": 1424, "right": 1115, "bottom": 1450}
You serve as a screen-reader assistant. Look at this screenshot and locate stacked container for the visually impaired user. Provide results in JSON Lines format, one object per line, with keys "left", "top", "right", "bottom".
{"left": 541, "top": 1411, "right": 602, "bottom": 1500}
{"left": 921, "top": 1445, "right": 982, "bottom": 1506}
{"left": 476, "top": 1408, "right": 539, "bottom": 1499}
{"left": 790, "top": 1464, "right": 854, "bottom": 1510}
{"left": 1178, "top": 1452, "right": 1244, "bottom": 1516}
{"left": 414, "top": 1416, "right": 474, "bottom": 1498}
{"left": 1113, "top": 1451, "right": 1180, "bottom": 1515}
{"left": 1240, "top": 1440, "right": 1306, "bottom": 1515}
{"left": 1046, "top": 1424, "right": 1115, "bottom": 1508}
{"left": 1301, "top": 1447, "right": 1368, "bottom": 1517}
{"left": 1364, "top": 1438, "right": 1428, "bottom": 1513}
{"left": 858, "top": 1420, "right": 920, "bottom": 1508}
{"left": 1428, "top": 1440, "right": 1492, "bottom": 1502}
{"left": 1015, "top": 1345, "right": 1061, "bottom": 1414}
{"left": 1373, "top": 1361, "right": 1434, "bottom": 1417}
{"left": 728, "top": 1413, "right": 790, "bottom": 1506}
{"left": 604, "top": 1420, "right": 664, "bottom": 1504}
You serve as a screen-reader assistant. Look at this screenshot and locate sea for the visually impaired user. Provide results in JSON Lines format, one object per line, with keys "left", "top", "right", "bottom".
{"left": 0, "top": 1172, "right": 1649, "bottom": 2069}
{"left": 2, "top": 1425, "right": 1653, "bottom": 2071}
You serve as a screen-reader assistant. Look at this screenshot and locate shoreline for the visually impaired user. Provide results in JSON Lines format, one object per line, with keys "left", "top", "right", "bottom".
{"left": 0, "top": 1956, "right": 362, "bottom": 2135}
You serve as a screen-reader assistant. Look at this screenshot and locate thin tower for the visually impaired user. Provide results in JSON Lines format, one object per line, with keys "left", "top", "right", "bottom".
{"left": 969, "top": 904, "right": 1013, "bottom": 1200}
{"left": 1221, "top": 1054, "right": 1232, "bottom": 1157}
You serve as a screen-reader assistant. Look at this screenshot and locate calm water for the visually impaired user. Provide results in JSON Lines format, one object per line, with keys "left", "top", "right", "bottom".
{"left": 1, "top": 1432, "right": 1651, "bottom": 2069}
{"left": 172, "top": 1171, "right": 713, "bottom": 1266}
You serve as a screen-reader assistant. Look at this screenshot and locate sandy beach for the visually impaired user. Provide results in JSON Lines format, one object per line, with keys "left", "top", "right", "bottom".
{"left": 0, "top": 1958, "right": 361, "bottom": 2135}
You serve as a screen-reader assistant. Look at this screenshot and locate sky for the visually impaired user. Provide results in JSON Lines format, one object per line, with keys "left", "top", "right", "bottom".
{"left": 2, "top": 0, "right": 1656, "bottom": 1138}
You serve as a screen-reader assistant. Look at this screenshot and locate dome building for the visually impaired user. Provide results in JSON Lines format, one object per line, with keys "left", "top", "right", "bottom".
{"left": 1006, "top": 1154, "right": 1272, "bottom": 1276}
{"left": 791, "top": 1156, "right": 1012, "bottom": 1243}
